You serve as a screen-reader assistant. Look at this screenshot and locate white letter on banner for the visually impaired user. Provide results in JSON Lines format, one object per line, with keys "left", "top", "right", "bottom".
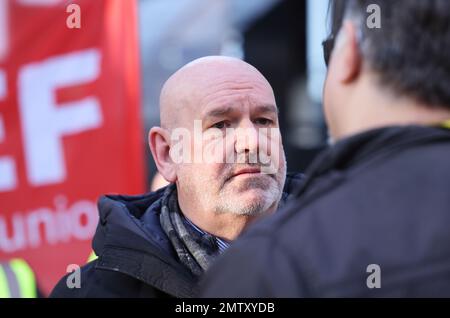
{"left": 18, "top": 49, "right": 102, "bottom": 186}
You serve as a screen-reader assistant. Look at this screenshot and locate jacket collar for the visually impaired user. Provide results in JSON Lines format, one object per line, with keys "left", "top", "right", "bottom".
{"left": 92, "top": 187, "right": 198, "bottom": 297}
{"left": 294, "top": 125, "right": 450, "bottom": 199}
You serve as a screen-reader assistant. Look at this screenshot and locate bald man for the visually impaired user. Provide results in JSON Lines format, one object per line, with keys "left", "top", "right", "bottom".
{"left": 50, "top": 56, "right": 303, "bottom": 298}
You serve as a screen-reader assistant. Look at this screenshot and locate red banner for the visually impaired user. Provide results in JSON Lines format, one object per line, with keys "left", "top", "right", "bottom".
{"left": 0, "top": 0, "right": 145, "bottom": 295}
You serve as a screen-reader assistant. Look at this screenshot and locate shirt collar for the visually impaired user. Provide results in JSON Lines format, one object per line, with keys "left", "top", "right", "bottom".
{"left": 182, "top": 214, "right": 230, "bottom": 254}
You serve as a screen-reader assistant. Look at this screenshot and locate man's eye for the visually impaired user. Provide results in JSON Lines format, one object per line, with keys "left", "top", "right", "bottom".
{"left": 255, "top": 118, "right": 273, "bottom": 126}
{"left": 211, "top": 121, "right": 230, "bottom": 129}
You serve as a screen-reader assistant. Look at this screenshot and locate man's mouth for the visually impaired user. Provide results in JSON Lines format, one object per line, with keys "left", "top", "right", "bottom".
{"left": 222, "top": 167, "right": 275, "bottom": 188}
{"left": 230, "top": 167, "right": 261, "bottom": 178}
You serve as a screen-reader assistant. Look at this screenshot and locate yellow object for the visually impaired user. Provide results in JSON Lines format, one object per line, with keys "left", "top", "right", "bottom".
{"left": 0, "top": 259, "right": 37, "bottom": 298}
{"left": 441, "top": 120, "right": 450, "bottom": 130}
{"left": 0, "top": 265, "right": 10, "bottom": 298}
{"left": 87, "top": 251, "right": 98, "bottom": 263}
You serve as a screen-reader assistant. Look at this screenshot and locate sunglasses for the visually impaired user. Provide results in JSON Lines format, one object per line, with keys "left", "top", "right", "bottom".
{"left": 322, "top": 35, "right": 335, "bottom": 67}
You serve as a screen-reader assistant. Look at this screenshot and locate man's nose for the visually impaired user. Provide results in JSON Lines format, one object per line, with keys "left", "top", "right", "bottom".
{"left": 234, "top": 120, "right": 259, "bottom": 155}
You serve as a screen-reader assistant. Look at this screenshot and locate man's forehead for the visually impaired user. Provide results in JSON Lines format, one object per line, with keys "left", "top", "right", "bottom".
{"left": 160, "top": 56, "right": 275, "bottom": 127}
{"left": 173, "top": 74, "right": 274, "bottom": 111}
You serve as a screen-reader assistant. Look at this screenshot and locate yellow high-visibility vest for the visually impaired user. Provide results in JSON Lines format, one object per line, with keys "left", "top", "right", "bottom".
{"left": 441, "top": 120, "right": 450, "bottom": 130}
{"left": 87, "top": 251, "right": 98, "bottom": 263}
{"left": 0, "top": 259, "right": 37, "bottom": 298}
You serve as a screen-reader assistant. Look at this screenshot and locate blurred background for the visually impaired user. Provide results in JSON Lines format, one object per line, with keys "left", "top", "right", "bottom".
{"left": 0, "top": 0, "right": 330, "bottom": 296}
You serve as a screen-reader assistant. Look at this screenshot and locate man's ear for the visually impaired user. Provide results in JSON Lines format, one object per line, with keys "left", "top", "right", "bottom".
{"left": 149, "top": 127, "right": 177, "bottom": 183}
{"left": 332, "top": 20, "right": 362, "bottom": 84}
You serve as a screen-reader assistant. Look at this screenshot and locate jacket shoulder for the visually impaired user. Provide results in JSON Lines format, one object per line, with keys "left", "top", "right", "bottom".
{"left": 50, "top": 261, "right": 96, "bottom": 298}
{"left": 50, "top": 260, "right": 169, "bottom": 298}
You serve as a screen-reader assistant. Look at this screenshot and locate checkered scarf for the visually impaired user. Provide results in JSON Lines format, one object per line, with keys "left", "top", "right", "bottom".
{"left": 159, "top": 185, "right": 220, "bottom": 276}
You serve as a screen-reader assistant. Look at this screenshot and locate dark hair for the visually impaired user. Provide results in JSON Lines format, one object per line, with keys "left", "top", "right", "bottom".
{"left": 328, "top": 0, "right": 450, "bottom": 109}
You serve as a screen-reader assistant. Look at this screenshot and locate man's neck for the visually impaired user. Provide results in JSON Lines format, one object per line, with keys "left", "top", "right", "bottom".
{"left": 337, "top": 75, "right": 450, "bottom": 140}
{"left": 178, "top": 208, "right": 259, "bottom": 241}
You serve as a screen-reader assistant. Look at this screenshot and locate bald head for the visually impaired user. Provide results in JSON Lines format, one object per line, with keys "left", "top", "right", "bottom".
{"left": 159, "top": 56, "right": 275, "bottom": 130}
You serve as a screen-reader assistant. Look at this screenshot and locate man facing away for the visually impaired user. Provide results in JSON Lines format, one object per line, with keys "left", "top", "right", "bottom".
{"left": 50, "top": 56, "right": 302, "bottom": 297}
{"left": 200, "top": 0, "right": 450, "bottom": 297}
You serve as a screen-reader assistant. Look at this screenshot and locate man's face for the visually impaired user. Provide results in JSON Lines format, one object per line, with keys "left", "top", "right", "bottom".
{"left": 323, "top": 35, "right": 343, "bottom": 142}
{"left": 172, "top": 71, "right": 287, "bottom": 217}
{"left": 323, "top": 65, "right": 340, "bottom": 141}
{"left": 322, "top": 22, "right": 365, "bottom": 141}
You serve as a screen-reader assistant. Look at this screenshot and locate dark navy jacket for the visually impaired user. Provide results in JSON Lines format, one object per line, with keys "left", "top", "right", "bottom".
{"left": 49, "top": 173, "right": 304, "bottom": 298}
{"left": 200, "top": 126, "right": 450, "bottom": 297}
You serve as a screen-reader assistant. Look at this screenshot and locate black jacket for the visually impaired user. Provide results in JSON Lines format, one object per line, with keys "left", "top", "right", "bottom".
{"left": 50, "top": 173, "right": 303, "bottom": 298}
{"left": 200, "top": 126, "right": 450, "bottom": 297}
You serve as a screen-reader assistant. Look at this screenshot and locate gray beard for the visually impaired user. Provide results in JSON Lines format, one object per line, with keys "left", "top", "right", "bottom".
{"left": 214, "top": 177, "right": 282, "bottom": 216}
